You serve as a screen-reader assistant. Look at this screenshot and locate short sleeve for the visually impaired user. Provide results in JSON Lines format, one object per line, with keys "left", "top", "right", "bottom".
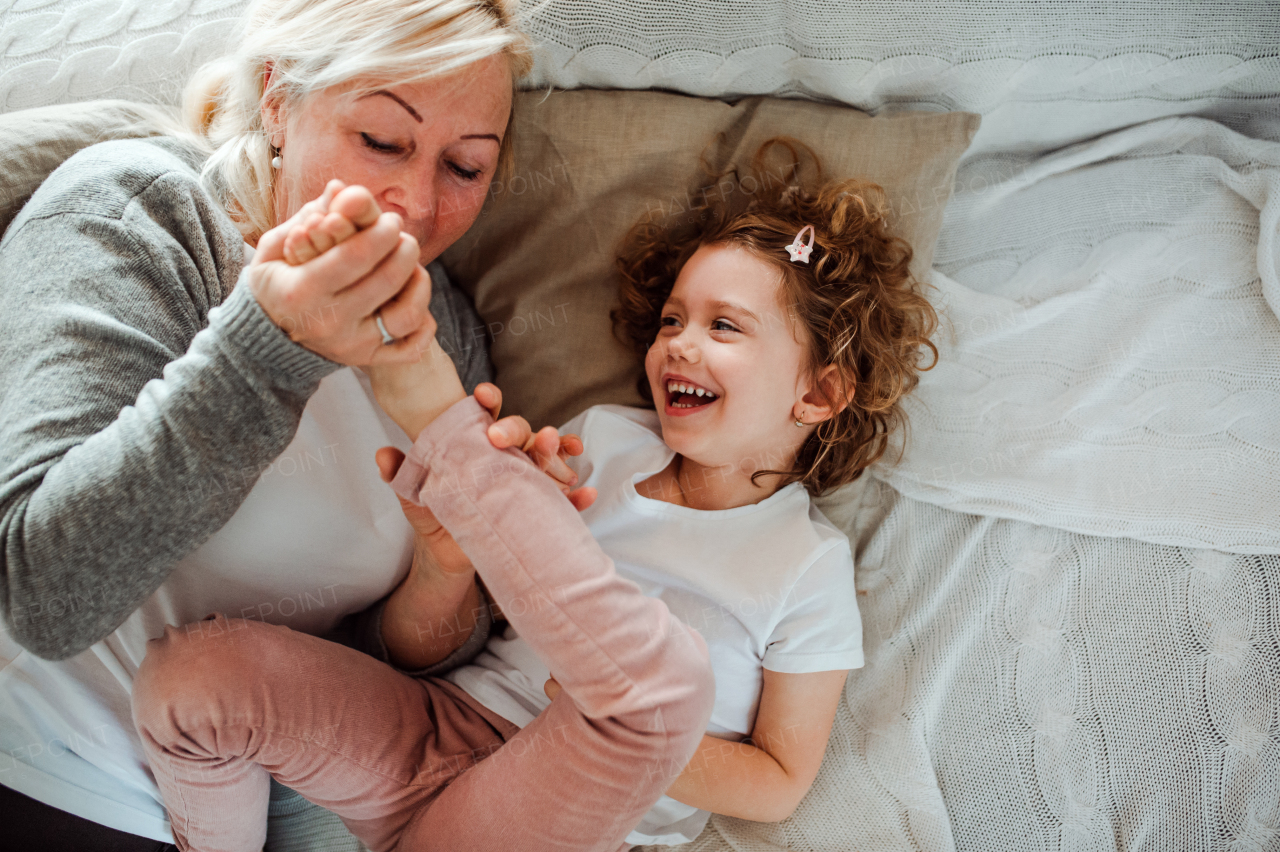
{"left": 762, "top": 541, "right": 864, "bottom": 673}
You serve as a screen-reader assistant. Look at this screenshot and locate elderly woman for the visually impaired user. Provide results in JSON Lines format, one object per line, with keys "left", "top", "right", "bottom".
{"left": 0, "top": 0, "right": 527, "bottom": 848}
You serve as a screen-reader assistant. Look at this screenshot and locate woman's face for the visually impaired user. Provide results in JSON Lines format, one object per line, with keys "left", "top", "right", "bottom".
{"left": 265, "top": 54, "right": 512, "bottom": 264}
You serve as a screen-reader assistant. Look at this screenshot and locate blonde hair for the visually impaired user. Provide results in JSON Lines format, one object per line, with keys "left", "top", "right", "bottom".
{"left": 182, "top": 0, "right": 533, "bottom": 240}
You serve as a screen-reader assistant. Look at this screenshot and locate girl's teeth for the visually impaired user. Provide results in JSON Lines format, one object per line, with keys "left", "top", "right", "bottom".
{"left": 665, "top": 379, "right": 719, "bottom": 406}
{"left": 667, "top": 381, "right": 716, "bottom": 395}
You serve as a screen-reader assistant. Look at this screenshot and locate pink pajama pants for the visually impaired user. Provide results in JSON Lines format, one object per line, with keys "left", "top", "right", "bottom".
{"left": 132, "top": 397, "right": 715, "bottom": 852}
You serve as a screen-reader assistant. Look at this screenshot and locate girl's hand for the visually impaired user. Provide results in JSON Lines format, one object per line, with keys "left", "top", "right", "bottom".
{"left": 477, "top": 382, "right": 596, "bottom": 511}
{"left": 374, "top": 384, "right": 595, "bottom": 606}
{"left": 247, "top": 179, "right": 436, "bottom": 366}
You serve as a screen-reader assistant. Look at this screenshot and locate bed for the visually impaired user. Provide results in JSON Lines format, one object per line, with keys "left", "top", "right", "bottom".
{"left": 1, "top": 1, "right": 1277, "bottom": 850}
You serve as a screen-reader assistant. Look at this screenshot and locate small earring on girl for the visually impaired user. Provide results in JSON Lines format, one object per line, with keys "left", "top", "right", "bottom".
{"left": 790, "top": 226, "right": 816, "bottom": 428}
{"left": 271, "top": 149, "right": 282, "bottom": 169}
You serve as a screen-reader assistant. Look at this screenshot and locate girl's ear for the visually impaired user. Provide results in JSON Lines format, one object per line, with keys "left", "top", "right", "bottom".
{"left": 260, "top": 62, "right": 286, "bottom": 148}
{"left": 794, "top": 364, "right": 854, "bottom": 424}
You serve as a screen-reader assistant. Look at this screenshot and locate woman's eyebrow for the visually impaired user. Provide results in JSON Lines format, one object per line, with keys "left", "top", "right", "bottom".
{"left": 357, "top": 92, "right": 498, "bottom": 143}
{"left": 362, "top": 90, "right": 423, "bottom": 123}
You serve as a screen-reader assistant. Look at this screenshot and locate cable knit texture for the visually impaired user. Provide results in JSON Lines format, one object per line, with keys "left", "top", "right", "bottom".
{"left": 1, "top": 3, "right": 1277, "bottom": 851}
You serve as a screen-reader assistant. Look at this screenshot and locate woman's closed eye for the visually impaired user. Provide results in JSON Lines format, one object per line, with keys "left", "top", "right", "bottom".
{"left": 361, "top": 132, "right": 404, "bottom": 155}
{"left": 447, "top": 161, "right": 481, "bottom": 181}
{"left": 362, "top": 133, "right": 482, "bottom": 181}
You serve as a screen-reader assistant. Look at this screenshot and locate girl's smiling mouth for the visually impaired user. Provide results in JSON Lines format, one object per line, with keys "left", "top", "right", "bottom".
{"left": 663, "top": 375, "right": 720, "bottom": 415}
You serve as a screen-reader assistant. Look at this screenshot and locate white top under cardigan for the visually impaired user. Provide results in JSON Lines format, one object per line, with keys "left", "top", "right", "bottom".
{"left": 0, "top": 240, "right": 436, "bottom": 842}
{"left": 0, "top": 363, "right": 416, "bottom": 841}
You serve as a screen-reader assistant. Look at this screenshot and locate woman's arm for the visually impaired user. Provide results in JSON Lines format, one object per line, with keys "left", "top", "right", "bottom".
{"left": 370, "top": 384, "right": 591, "bottom": 669}
{"left": 663, "top": 668, "right": 850, "bottom": 822}
{"left": 0, "top": 145, "right": 345, "bottom": 660}
{"left": 379, "top": 536, "right": 488, "bottom": 670}
{"left": 0, "top": 144, "right": 423, "bottom": 660}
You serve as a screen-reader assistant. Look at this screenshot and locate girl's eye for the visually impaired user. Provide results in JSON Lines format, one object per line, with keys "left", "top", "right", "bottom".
{"left": 660, "top": 316, "right": 681, "bottom": 327}
{"left": 361, "top": 132, "right": 403, "bottom": 154}
{"left": 712, "top": 319, "right": 739, "bottom": 332}
{"left": 448, "top": 161, "right": 482, "bottom": 181}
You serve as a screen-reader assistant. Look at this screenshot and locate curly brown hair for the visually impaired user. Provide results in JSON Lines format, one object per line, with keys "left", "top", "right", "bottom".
{"left": 612, "top": 138, "right": 939, "bottom": 497}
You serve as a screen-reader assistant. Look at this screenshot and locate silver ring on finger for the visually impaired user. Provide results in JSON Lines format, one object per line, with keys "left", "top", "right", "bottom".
{"left": 375, "top": 310, "right": 396, "bottom": 345}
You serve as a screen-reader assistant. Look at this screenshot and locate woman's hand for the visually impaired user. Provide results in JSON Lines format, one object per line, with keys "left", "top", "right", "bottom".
{"left": 246, "top": 179, "right": 436, "bottom": 366}
{"left": 375, "top": 446, "right": 471, "bottom": 575}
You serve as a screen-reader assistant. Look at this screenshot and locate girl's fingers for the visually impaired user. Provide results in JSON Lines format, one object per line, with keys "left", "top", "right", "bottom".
{"left": 474, "top": 383, "right": 502, "bottom": 420}
{"left": 558, "top": 433, "right": 584, "bottom": 458}
{"left": 568, "top": 486, "right": 597, "bottom": 512}
{"left": 283, "top": 213, "right": 326, "bottom": 266}
{"left": 278, "top": 183, "right": 370, "bottom": 267}
{"left": 543, "top": 677, "right": 562, "bottom": 700}
{"left": 486, "top": 418, "right": 581, "bottom": 491}
{"left": 488, "top": 415, "right": 532, "bottom": 450}
{"left": 320, "top": 179, "right": 346, "bottom": 205}
{"left": 306, "top": 211, "right": 407, "bottom": 299}
{"left": 529, "top": 426, "right": 578, "bottom": 488}
{"left": 374, "top": 446, "right": 407, "bottom": 483}
{"left": 254, "top": 180, "right": 346, "bottom": 263}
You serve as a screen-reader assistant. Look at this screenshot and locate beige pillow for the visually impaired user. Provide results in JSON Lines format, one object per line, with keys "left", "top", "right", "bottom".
{"left": 0, "top": 100, "right": 178, "bottom": 236}
{"left": 442, "top": 89, "right": 979, "bottom": 429}
{"left": 0, "top": 94, "right": 977, "bottom": 432}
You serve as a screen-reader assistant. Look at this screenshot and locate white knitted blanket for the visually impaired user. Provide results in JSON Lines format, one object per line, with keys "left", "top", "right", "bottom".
{"left": 2, "top": 3, "right": 1278, "bottom": 851}
{"left": 872, "top": 117, "right": 1280, "bottom": 554}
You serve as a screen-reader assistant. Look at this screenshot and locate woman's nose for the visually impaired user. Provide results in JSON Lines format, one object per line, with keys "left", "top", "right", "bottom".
{"left": 381, "top": 175, "right": 436, "bottom": 238}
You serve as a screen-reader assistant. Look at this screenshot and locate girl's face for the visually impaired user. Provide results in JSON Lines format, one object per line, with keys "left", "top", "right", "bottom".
{"left": 645, "top": 243, "right": 815, "bottom": 475}
{"left": 264, "top": 54, "right": 512, "bottom": 265}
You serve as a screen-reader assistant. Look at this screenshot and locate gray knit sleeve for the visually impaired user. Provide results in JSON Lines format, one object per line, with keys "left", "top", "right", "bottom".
{"left": 0, "top": 141, "right": 341, "bottom": 660}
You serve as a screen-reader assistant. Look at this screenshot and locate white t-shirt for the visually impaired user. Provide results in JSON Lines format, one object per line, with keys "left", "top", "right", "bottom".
{"left": 446, "top": 405, "right": 864, "bottom": 846}
{"left": 0, "top": 366, "right": 415, "bottom": 842}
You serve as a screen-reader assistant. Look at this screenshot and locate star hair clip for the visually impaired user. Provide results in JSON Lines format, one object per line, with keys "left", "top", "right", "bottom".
{"left": 785, "top": 224, "right": 815, "bottom": 264}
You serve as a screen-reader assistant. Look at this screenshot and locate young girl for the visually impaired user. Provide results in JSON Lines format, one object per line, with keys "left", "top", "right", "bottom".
{"left": 131, "top": 141, "right": 938, "bottom": 852}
